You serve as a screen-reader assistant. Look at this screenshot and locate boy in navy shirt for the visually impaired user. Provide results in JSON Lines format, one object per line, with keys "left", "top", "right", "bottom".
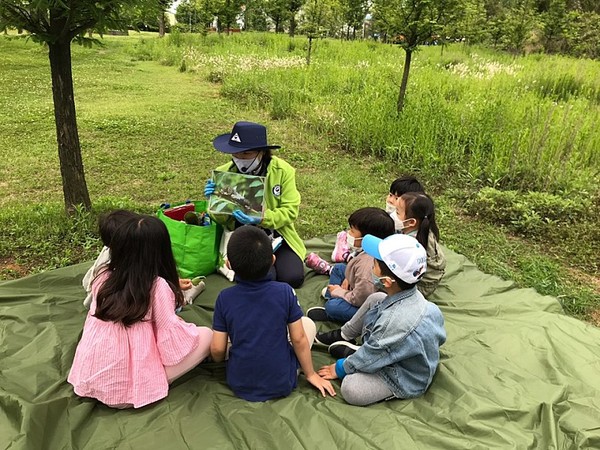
{"left": 210, "top": 225, "right": 336, "bottom": 401}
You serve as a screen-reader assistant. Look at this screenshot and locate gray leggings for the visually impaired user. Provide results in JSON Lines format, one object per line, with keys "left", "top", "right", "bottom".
{"left": 341, "top": 292, "right": 387, "bottom": 340}
{"left": 341, "top": 372, "right": 396, "bottom": 406}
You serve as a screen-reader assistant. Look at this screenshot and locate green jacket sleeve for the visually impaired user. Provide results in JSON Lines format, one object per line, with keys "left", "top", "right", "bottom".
{"left": 261, "top": 161, "right": 300, "bottom": 230}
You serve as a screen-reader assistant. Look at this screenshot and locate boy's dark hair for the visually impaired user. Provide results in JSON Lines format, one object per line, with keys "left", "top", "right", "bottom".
{"left": 227, "top": 225, "right": 273, "bottom": 281}
{"left": 401, "top": 192, "right": 440, "bottom": 247}
{"left": 95, "top": 215, "right": 184, "bottom": 326}
{"left": 375, "top": 259, "right": 415, "bottom": 291}
{"left": 348, "top": 207, "right": 394, "bottom": 239}
{"left": 390, "top": 175, "right": 425, "bottom": 196}
{"left": 99, "top": 209, "right": 140, "bottom": 247}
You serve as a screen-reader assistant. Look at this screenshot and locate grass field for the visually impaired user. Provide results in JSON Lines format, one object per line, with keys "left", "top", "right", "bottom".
{"left": 133, "top": 32, "right": 600, "bottom": 194}
{"left": 0, "top": 32, "right": 598, "bottom": 323}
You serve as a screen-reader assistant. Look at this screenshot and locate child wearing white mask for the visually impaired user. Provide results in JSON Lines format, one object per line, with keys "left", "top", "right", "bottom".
{"left": 321, "top": 175, "right": 425, "bottom": 268}
{"left": 305, "top": 208, "right": 395, "bottom": 324}
{"left": 394, "top": 192, "right": 446, "bottom": 297}
{"left": 385, "top": 175, "right": 425, "bottom": 232}
{"left": 315, "top": 191, "right": 446, "bottom": 353}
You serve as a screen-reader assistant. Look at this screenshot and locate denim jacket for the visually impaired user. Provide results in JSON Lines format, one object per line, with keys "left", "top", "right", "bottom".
{"left": 341, "top": 288, "right": 446, "bottom": 399}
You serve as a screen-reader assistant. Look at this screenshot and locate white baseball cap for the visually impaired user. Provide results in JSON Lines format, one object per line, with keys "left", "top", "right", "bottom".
{"left": 362, "top": 233, "right": 427, "bottom": 284}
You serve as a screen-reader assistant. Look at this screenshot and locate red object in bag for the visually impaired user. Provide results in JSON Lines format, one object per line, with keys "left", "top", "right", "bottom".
{"left": 163, "top": 203, "right": 195, "bottom": 221}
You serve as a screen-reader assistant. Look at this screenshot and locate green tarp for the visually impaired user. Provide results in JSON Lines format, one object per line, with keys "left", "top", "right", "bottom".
{"left": 1, "top": 236, "right": 600, "bottom": 449}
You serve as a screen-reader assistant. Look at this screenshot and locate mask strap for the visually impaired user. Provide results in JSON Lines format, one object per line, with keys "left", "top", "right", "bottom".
{"left": 380, "top": 276, "right": 396, "bottom": 284}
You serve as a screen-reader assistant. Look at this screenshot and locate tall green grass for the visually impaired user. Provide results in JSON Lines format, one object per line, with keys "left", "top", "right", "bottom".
{"left": 131, "top": 32, "right": 600, "bottom": 196}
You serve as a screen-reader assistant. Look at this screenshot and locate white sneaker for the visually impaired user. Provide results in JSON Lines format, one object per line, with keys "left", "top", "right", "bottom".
{"left": 183, "top": 281, "right": 205, "bottom": 305}
{"left": 321, "top": 287, "right": 328, "bottom": 298}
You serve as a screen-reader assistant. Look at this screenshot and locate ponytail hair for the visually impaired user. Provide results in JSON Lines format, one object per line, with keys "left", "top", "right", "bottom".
{"left": 400, "top": 192, "right": 440, "bottom": 249}
{"left": 95, "top": 215, "right": 184, "bottom": 326}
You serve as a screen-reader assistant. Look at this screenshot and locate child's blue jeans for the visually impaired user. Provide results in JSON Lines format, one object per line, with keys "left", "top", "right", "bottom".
{"left": 324, "top": 263, "right": 359, "bottom": 323}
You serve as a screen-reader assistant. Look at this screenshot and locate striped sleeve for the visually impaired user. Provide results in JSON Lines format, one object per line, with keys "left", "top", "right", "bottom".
{"left": 151, "top": 278, "right": 200, "bottom": 366}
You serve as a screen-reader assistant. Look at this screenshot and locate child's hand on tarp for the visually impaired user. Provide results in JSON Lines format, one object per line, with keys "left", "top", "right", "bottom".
{"left": 306, "top": 372, "right": 336, "bottom": 397}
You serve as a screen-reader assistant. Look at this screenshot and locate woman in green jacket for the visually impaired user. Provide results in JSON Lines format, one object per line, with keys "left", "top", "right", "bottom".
{"left": 205, "top": 121, "right": 306, "bottom": 288}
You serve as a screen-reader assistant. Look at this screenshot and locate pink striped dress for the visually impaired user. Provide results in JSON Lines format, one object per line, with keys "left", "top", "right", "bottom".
{"left": 68, "top": 274, "right": 201, "bottom": 408}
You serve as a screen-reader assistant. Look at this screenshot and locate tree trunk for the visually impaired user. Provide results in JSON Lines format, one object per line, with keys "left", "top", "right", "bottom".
{"left": 48, "top": 40, "right": 91, "bottom": 213}
{"left": 158, "top": 11, "right": 166, "bottom": 37}
{"left": 307, "top": 35, "right": 313, "bottom": 66}
{"left": 397, "top": 49, "right": 412, "bottom": 113}
{"left": 289, "top": 16, "right": 297, "bottom": 37}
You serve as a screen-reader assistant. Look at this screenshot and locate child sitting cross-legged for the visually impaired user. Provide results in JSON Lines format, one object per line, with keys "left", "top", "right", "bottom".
{"left": 318, "top": 233, "right": 446, "bottom": 407}
{"left": 315, "top": 191, "right": 446, "bottom": 349}
{"left": 210, "top": 225, "right": 336, "bottom": 401}
{"left": 305, "top": 207, "right": 395, "bottom": 324}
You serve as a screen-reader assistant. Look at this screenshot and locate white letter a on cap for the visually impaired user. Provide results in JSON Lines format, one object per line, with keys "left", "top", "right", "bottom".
{"left": 231, "top": 133, "right": 242, "bottom": 143}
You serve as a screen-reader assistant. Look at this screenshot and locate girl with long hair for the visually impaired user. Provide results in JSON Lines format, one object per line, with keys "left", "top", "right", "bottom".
{"left": 68, "top": 215, "right": 212, "bottom": 409}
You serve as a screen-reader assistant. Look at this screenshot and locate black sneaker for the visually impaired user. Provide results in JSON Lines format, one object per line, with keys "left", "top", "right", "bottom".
{"left": 314, "top": 329, "right": 356, "bottom": 347}
{"left": 306, "top": 306, "right": 329, "bottom": 322}
{"left": 329, "top": 341, "right": 360, "bottom": 359}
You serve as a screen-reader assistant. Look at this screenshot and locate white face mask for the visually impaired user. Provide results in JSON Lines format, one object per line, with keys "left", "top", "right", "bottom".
{"left": 390, "top": 210, "right": 405, "bottom": 232}
{"left": 399, "top": 218, "right": 417, "bottom": 233}
{"left": 232, "top": 153, "right": 262, "bottom": 174}
{"left": 385, "top": 202, "right": 396, "bottom": 214}
{"left": 346, "top": 233, "right": 362, "bottom": 252}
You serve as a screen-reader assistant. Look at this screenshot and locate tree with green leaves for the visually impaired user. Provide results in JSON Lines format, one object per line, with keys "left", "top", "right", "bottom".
{"left": 215, "top": 0, "right": 243, "bottom": 32}
{"left": 540, "top": 0, "right": 568, "bottom": 53}
{"left": 563, "top": 9, "right": 600, "bottom": 58}
{"left": 445, "top": 0, "right": 486, "bottom": 45}
{"left": 372, "top": 0, "right": 458, "bottom": 112}
{"left": 176, "top": 0, "right": 216, "bottom": 32}
{"left": 243, "top": 0, "right": 268, "bottom": 31}
{"left": 301, "top": 0, "right": 342, "bottom": 63}
{"left": 342, "top": 0, "right": 368, "bottom": 39}
{"left": 124, "top": 0, "right": 172, "bottom": 33}
{"left": 158, "top": 0, "right": 172, "bottom": 37}
{"left": 0, "top": 0, "right": 143, "bottom": 212}
{"left": 176, "top": 0, "right": 202, "bottom": 31}
{"left": 264, "top": 0, "right": 290, "bottom": 32}
{"left": 288, "top": 0, "right": 305, "bottom": 37}
{"left": 501, "top": 0, "right": 536, "bottom": 54}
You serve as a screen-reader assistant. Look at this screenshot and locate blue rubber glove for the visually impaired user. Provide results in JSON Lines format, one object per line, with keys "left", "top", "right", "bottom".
{"left": 204, "top": 180, "right": 215, "bottom": 197}
{"left": 233, "top": 209, "right": 261, "bottom": 225}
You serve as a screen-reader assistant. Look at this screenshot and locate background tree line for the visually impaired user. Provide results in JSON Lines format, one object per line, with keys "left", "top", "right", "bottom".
{"left": 174, "top": 0, "right": 600, "bottom": 60}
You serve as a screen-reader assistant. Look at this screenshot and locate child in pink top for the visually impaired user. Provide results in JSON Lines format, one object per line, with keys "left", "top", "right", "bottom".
{"left": 68, "top": 215, "right": 213, "bottom": 409}
{"left": 83, "top": 210, "right": 205, "bottom": 310}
